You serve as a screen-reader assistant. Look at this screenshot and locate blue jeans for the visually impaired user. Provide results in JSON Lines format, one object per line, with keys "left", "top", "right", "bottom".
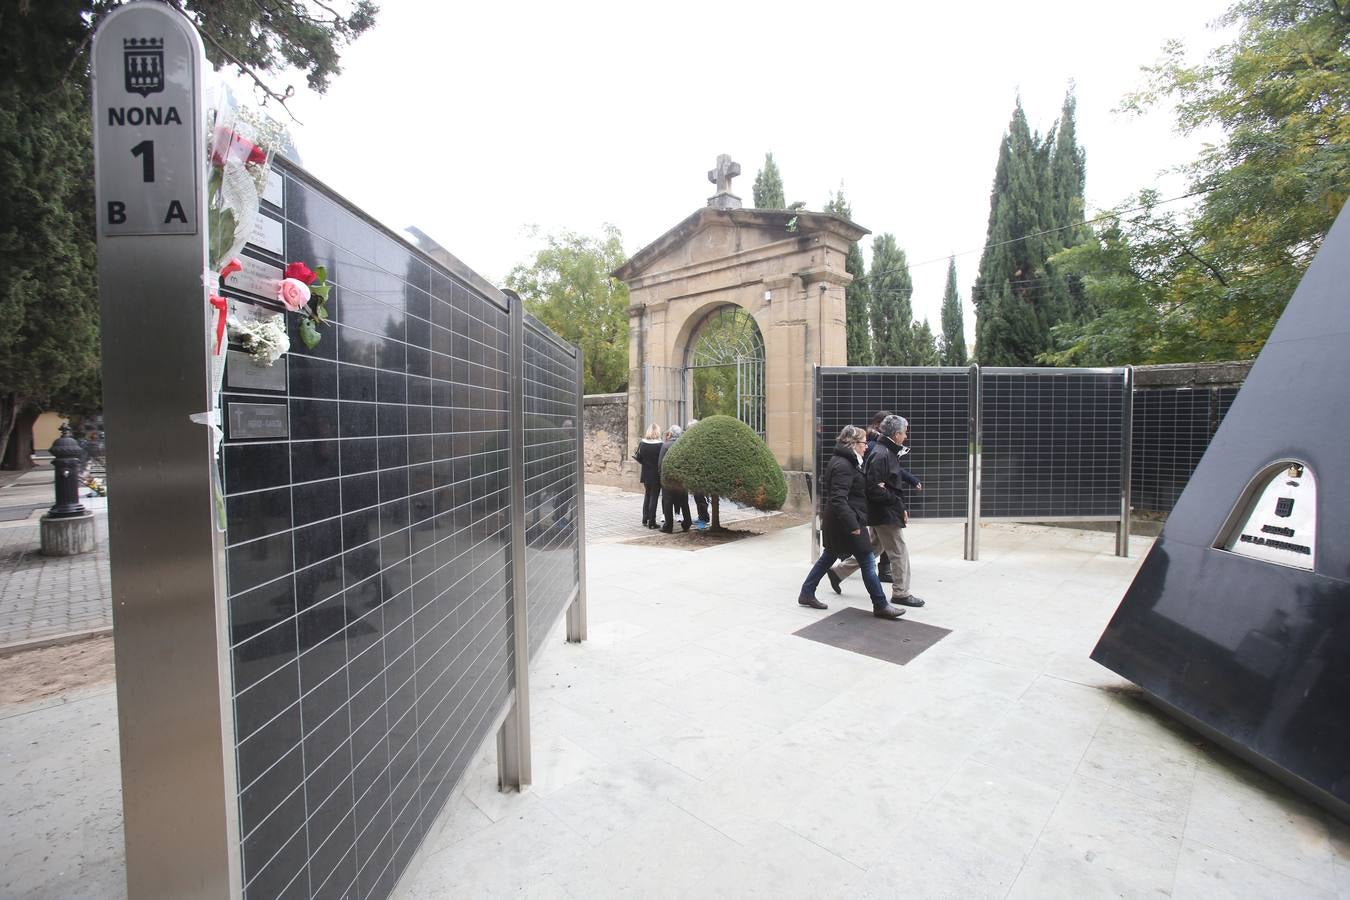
{"left": 802, "top": 532, "right": 889, "bottom": 610}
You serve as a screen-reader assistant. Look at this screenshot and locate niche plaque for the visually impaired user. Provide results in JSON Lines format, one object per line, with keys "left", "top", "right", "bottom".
{"left": 1220, "top": 463, "right": 1316, "bottom": 570}
{"left": 227, "top": 401, "right": 288, "bottom": 440}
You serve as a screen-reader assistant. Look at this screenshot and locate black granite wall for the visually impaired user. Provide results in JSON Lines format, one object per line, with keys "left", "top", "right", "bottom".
{"left": 218, "top": 159, "right": 578, "bottom": 900}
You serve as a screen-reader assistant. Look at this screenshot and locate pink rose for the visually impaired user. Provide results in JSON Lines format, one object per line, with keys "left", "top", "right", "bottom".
{"left": 277, "top": 277, "right": 311, "bottom": 312}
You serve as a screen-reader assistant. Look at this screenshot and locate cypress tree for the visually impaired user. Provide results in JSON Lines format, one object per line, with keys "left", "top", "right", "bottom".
{"left": 868, "top": 233, "right": 914, "bottom": 365}
{"left": 939, "top": 257, "right": 968, "bottom": 365}
{"left": 913, "top": 319, "right": 941, "bottom": 366}
{"left": 825, "top": 190, "right": 871, "bottom": 365}
{"left": 973, "top": 94, "right": 1087, "bottom": 364}
{"left": 752, "top": 152, "right": 786, "bottom": 209}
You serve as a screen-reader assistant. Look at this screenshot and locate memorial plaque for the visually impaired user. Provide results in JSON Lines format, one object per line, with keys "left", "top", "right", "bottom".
{"left": 223, "top": 255, "right": 282, "bottom": 300}
{"left": 261, "top": 167, "right": 283, "bottom": 208}
{"left": 1221, "top": 463, "right": 1316, "bottom": 569}
{"left": 247, "top": 212, "right": 283, "bottom": 257}
{"left": 92, "top": 9, "right": 200, "bottom": 236}
{"left": 225, "top": 349, "right": 287, "bottom": 392}
{"left": 226, "top": 401, "right": 288, "bottom": 439}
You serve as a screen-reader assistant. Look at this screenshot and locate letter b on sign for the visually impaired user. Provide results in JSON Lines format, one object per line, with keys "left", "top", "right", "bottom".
{"left": 108, "top": 201, "right": 127, "bottom": 225}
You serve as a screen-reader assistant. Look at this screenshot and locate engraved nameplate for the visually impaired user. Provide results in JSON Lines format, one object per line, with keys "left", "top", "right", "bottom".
{"left": 1222, "top": 463, "right": 1316, "bottom": 570}
{"left": 228, "top": 401, "right": 289, "bottom": 440}
{"left": 226, "top": 349, "right": 287, "bottom": 391}
{"left": 262, "top": 168, "right": 283, "bottom": 208}
{"left": 224, "top": 256, "right": 282, "bottom": 301}
{"left": 248, "top": 213, "right": 283, "bottom": 256}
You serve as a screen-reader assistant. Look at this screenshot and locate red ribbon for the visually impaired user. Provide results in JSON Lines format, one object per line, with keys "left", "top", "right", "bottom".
{"left": 209, "top": 295, "right": 228, "bottom": 355}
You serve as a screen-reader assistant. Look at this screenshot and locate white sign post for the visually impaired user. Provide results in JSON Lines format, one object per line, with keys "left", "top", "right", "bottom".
{"left": 92, "top": 3, "right": 240, "bottom": 898}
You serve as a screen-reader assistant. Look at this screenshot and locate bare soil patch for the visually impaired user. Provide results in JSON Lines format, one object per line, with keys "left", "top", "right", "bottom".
{"left": 622, "top": 512, "right": 809, "bottom": 550}
{"left": 0, "top": 635, "right": 116, "bottom": 706}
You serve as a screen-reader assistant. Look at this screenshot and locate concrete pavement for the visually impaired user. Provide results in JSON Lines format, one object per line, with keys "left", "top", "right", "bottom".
{"left": 3, "top": 514, "right": 1348, "bottom": 898}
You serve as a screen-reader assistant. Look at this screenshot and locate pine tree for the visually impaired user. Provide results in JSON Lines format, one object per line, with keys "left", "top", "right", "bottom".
{"left": 972, "top": 93, "right": 1088, "bottom": 364}
{"left": 752, "top": 152, "right": 786, "bottom": 209}
{"left": 939, "top": 257, "right": 968, "bottom": 365}
{"left": 868, "top": 234, "right": 914, "bottom": 365}
{"left": 825, "top": 190, "right": 871, "bottom": 365}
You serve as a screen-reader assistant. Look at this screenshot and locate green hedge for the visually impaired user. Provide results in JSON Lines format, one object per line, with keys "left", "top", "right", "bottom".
{"left": 660, "top": 415, "right": 786, "bottom": 511}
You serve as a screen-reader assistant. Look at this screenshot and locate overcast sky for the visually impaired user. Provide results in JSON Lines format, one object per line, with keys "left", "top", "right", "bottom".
{"left": 241, "top": 0, "right": 1236, "bottom": 346}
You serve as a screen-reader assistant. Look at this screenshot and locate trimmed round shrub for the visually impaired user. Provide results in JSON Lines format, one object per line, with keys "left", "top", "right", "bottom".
{"left": 661, "top": 415, "right": 786, "bottom": 512}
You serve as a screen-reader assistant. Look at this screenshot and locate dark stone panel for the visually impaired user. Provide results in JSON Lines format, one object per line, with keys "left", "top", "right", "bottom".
{"left": 232, "top": 615, "right": 298, "bottom": 698}
{"left": 338, "top": 362, "right": 377, "bottom": 403}
{"left": 295, "top": 556, "right": 344, "bottom": 612}
{"left": 378, "top": 467, "right": 410, "bottom": 504}
{"left": 288, "top": 398, "right": 339, "bottom": 441}
{"left": 285, "top": 299, "right": 337, "bottom": 361}
{"left": 343, "top": 543, "right": 381, "bottom": 586}
{"left": 309, "top": 817, "right": 356, "bottom": 900}
{"left": 239, "top": 743, "right": 304, "bottom": 846}
{"left": 377, "top": 437, "right": 408, "bottom": 471}
{"left": 303, "top": 730, "right": 351, "bottom": 809}
{"left": 289, "top": 355, "right": 338, "bottom": 399}
{"left": 226, "top": 487, "right": 292, "bottom": 547}
{"left": 377, "top": 369, "right": 408, "bottom": 404}
{"left": 341, "top": 473, "right": 380, "bottom": 514}
{"left": 378, "top": 404, "right": 407, "bottom": 437}
{"left": 227, "top": 532, "right": 294, "bottom": 596}
{"left": 224, "top": 442, "right": 291, "bottom": 495}
{"left": 340, "top": 401, "right": 378, "bottom": 439}
{"left": 235, "top": 662, "right": 300, "bottom": 740}
{"left": 341, "top": 508, "right": 380, "bottom": 551}
{"left": 298, "top": 596, "right": 348, "bottom": 689}
{"left": 240, "top": 788, "right": 306, "bottom": 892}
{"left": 292, "top": 441, "right": 340, "bottom": 484}
{"left": 230, "top": 573, "right": 297, "bottom": 645}
{"left": 407, "top": 375, "right": 431, "bottom": 406}
{"left": 340, "top": 437, "right": 378, "bottom": 476}
{"left": 295, "top": 518, "right": 342, "bottom": 569}
{"left": 379, "top": 499, "right": 409, "bottom": 537}
{"left": 237, "top": 700, "right": 302, "bottom": 791}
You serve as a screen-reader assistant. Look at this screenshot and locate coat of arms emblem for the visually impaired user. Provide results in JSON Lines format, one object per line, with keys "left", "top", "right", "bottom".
{"left": 123, "top": 37, "right": 164, "bottom": 97}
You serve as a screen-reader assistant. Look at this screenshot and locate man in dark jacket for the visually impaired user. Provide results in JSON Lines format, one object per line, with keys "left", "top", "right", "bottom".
{"left": 658, "top": 425, "right": 691, "bottom": 532}
{"left": 865, "top": 410, "right": 920, "bottom": 581}
{"left": 797, "top": 425, "right": 904, "bottom": 619}
{"left": 827, "top": 414, "right": 925, "bottom": 607}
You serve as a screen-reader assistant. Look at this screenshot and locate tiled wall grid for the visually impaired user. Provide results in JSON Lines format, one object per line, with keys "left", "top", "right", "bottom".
{"left": 817, "top": 371, "right": 971, "bottom": 520}
{"left": 219, "top": 163, "right": 580, "bottom": 900}
{"left": 1131, "top": 385, "right": 1241, "bottom": 513}
{"left": 522, "top": 321, "right": 580, "bottom": 658}
{"left": 816, "top": 369, "right": 1166, "bottom": 521}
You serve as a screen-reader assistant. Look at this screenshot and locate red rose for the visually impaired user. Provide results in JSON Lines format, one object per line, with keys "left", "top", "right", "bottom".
{"left": 247, "top": 143, "right": 268, "bottom": 166}
{"left": 284, "top": 262, "right": 316, "bottom": 284}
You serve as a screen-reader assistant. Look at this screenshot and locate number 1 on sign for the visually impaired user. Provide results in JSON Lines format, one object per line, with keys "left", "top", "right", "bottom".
{"left": 130, "top": 140, "right": 155, "bottom": 183}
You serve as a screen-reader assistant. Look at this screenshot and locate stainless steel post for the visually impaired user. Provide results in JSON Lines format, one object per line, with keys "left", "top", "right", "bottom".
{"left": 93, "top": 4, "right": 240, "bottom": 896}
{"left": 497, "top": 290, "right": 532, "bottom": 789}
{"left": 966, "top": 364, "right": 981, "bottom": 561}
{"left": 1117, "top": 365, "right": 1134, "bottom": 557}
{"left": 566, "top": 349, "right": 588, "bottom": 643}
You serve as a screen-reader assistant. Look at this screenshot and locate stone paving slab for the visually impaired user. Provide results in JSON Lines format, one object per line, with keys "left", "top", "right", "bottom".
{"left": 0, "top": 500, "right": 111, "bottom": 650}
{"left": 2, "top": 522, "right": 1349, "bottom": 898}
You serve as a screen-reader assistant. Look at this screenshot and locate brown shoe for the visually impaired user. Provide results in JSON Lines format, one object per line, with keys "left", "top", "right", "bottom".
{"left": 893, "top": 595, "right": 925, "bottom": 608}
{"left": 798, "top": 595, "right": 828, "bottom": 610}
{"left": 872, "top": 604, "right": 905, "bottom": 620}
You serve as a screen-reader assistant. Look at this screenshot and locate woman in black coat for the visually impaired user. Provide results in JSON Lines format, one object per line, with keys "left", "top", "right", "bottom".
{"left": 634, "top": 423, "right": 664, "bottom": 528}
{"left": 799, "top": 425, "right": 903, "bottom": 618}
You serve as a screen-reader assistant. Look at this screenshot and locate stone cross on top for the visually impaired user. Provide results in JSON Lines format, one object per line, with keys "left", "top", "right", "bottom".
{"left": 706, "top": 153, "right": 743, "bottom": 210}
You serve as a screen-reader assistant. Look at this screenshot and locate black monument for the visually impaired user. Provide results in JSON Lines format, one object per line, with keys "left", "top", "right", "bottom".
{"left": 1092, "top": 204, "right": 1350, "bottom": 821}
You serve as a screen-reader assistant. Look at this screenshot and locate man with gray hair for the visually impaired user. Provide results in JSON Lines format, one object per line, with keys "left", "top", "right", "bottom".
{"left": 827, "top": 414, "right": 926, "bottom": 607}
{"left": 658, "top": 424, "right": 691, "bottom": 532}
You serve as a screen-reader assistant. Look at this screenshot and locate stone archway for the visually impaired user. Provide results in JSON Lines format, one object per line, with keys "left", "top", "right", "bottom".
{"left": 613, "top": 158, "right": 868, "bottom": 507}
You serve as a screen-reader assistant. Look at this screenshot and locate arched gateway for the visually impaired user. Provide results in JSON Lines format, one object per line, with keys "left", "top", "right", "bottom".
{"left": 612, "top": 155, "right": 868, "bottom": 510}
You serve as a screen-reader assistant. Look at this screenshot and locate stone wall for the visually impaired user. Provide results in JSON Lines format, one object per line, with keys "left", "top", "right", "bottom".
{"left": 583, "top": 393, "right": 633, "bottom": 487}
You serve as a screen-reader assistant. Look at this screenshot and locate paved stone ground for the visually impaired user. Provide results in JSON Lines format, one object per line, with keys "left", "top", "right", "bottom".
{"left": 0, "top": 468, "right": 111, "bottom": 649}
{"left": 584, "top": 484, "right": 774, "bottom": 545}
{"left": 0, "top": 482, "right": 757, "bottom": 649}
{"left": 5, "top": 521, "right": 1348, "bottom": 899}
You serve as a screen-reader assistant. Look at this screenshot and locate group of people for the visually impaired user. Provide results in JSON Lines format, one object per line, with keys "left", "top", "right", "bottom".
{"left": 635, "top": 421, "right": 710, "bottom": 533}
{"left": 801, "top": 410, "right": 927, "bottom": 620}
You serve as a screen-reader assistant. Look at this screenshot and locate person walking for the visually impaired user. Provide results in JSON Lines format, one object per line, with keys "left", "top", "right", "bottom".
{"left": 634, "top": 424, "right": 664, "bottom": 528}
{"left": 798, "top": 425, "right": 905, "bottom": 619}
{"left": 864, "top": 409, "right": 921, "bottom": 582}
{"left": 826, "top": 414, "right": 925, "bottom": 608}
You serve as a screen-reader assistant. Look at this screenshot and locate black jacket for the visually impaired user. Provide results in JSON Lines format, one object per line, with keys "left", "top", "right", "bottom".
{"left": 863, "top": 434, "right": 911, "bottom": 527}
{"left": 821, "top": 444, "right": 869, "bottom": 555}
{"left": 634, "top": 438, "right": 663, "bottom": 487}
